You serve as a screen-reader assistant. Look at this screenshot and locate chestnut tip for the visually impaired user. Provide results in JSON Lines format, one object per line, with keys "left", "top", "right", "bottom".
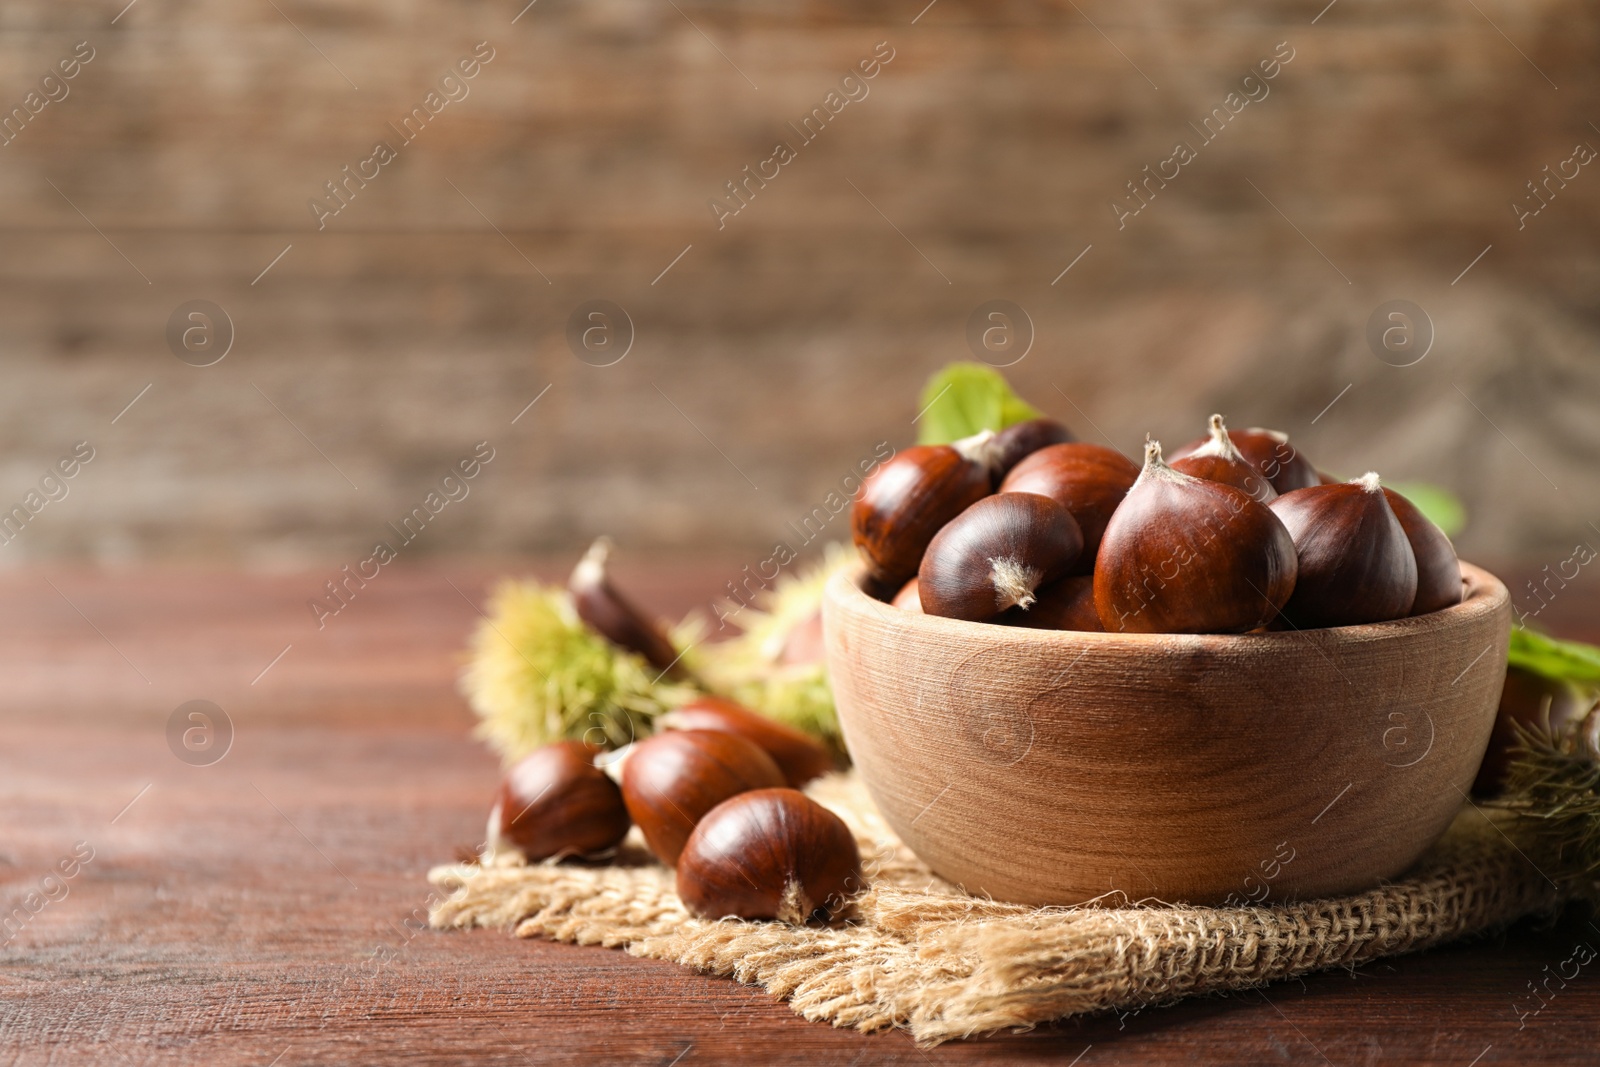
{"left": 951, "top": 428, "right": 1001, "bottom": 470}
{"left": 1169, "top": 416, "right": 1277, "bottom": 503}
{"left": 917, "top": 492, "right": 1083, "bottom": 621}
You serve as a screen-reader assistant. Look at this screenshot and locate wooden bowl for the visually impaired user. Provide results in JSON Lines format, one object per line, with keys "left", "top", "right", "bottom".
{"left": 822, "top": 563, "right": 1510, "bottom": 907}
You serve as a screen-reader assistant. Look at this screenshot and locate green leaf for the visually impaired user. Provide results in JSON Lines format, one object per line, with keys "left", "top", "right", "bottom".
{"left": 915, "top": 362, "right": 1043, "bottom": 445}
{"left": 1386, "top": 481, "right": 1467, "bottom": 538}
{"left": 1508, "top": 627, "right": 1600, "bottom": 685}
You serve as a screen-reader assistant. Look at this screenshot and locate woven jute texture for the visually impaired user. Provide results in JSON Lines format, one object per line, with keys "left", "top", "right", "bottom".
{"left": 429, "top": 773, "right": 1578, "bottom": 1044}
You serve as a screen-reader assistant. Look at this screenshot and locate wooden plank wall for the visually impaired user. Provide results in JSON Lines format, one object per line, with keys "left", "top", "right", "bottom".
{"left": 0, "top": 0, "right": 1595, "bottom": 567}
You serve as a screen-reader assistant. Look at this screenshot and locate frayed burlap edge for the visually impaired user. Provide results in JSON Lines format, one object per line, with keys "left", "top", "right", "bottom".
{"left": 429, "top": 773, "right": 1579, "bottom": 1044}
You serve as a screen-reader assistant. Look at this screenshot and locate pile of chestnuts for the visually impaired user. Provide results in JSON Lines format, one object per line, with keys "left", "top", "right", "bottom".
{"left": 854, "top": 412, "right": 1463, "bottom": 634}
{"left": 489, "top": 695, "right": 862, "bottom": 925}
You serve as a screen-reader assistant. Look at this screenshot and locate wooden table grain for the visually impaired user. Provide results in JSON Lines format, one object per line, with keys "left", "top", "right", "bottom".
{"left": 1, "top": 563, "right": 1596, "bottom": 1066}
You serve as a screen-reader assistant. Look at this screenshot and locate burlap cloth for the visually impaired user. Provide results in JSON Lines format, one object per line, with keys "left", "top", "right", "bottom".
{"left": 429, "top": 772, "right": 1580, "bottom": 1044}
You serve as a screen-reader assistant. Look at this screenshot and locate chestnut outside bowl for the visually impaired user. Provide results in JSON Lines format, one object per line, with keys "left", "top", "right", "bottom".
{"left": 822, "top": 563, "right": 1510, "bottom": 907}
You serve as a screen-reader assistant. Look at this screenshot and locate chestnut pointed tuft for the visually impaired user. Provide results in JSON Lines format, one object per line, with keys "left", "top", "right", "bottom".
{"left": 918, "top": 492, "right": 1083, "bottom": 621}
{"left": 1172, "top": 423, "right": 1319, "bottom": 495}
{"left": 1170, "top": 414, "right": 1277, "bottom": 503}
{"left": 999, "top": 574, "right": 1103, "bottom": 631}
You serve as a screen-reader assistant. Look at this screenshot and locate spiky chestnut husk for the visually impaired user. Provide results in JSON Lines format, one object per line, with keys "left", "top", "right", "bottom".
{"left": 676, "top": 788, "right": 863, "bottom": 923}
{"left": 1172, "top": 424, "right": 1320, "bottom": 495}
{"left": 918, "top": 492, "right": 1084, "bottom": 621}
{"left": 1382, "top": 487, "right": 1463, "bottom": 615}
{"left": 462, "top": 580, "right": 696, "bottom": 762}
{"left": 1499, "top": 688, "right": 1600, "bottom": 875}
{"left": 1474, "top": 667, "right": 1598, "bottom": 797}
{"left": 1094, "top": 439, "right": 1298, "bottom": 634}
{"left": 989, "top": 417, "right": 1075, "bottom": 483}
{"left": 1170, "top": 414, "right": 1277, "bottom": 503}
{"left": 690, "top": 544, "right": 854, "bottom": 753}
{"left": 1268, "top": 473, "right": 1418, "bottom": 628}
{"left": 851, "top": 431, "right": 997, "bottom": 587}
{"left": 999, "top": 443, "right": 1139, "bottom": 573}
{"left": 568, "top": 538, "right": 684, "bottom": 678}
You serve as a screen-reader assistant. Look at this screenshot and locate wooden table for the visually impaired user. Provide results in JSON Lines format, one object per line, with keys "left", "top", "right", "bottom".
{"left": 2, "top": 563, "right": 1595, "bottom": 1065}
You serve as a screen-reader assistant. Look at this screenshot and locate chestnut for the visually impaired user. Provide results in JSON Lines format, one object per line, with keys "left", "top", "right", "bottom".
{"left": 918, "top": 492, "right": 1083, "bottom": 621}
{"left": 999, "top": 575, "right": 1103, "bottom": 631}
{"left": 1171, "top": 424, "right": 1319, "bottom": 495}
{"left": 659, "top": 695, "right": 834, "bottom": 788}
{"left": 1169, "top": 415, "right": 1276, "bottom": 503}
{"left": 1382, "top": 487, "right": 1462, "bottom": 615}
{"left": 851, "top": 432, "right": 996, "bottom": 586}
{"left": 998, "top": 443, "right": 1138, "bottom": 571}
{"left": 493, "top": 741, "right": 631, "bottom": 861}
{"left": 676, "top": 788, "right": 863, "bottom": 924}
{"left": 568, "top": 537, "right": 683, "bottom": 677}
{"left": 891, "top": 577, "right": 923, "bottom": 612}
{"left": 1268, "top": 473, "right": 1418, "bottom": 628}
{"left": 1094, "top": 439, "right": 1298, "bottom": 634}
{"left": 620, "top": 729, "right": 785, "bottom": 865}
{"left": 989, "top": 417, "right": 1075, "bottom": 482}
{"left": 777, "top": 609, "right": 826, "bottom": 666}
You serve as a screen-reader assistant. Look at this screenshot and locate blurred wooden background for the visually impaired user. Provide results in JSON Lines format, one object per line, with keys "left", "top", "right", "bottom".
{"left": 0, "top": 0, "right": 1597, "bottom": 570}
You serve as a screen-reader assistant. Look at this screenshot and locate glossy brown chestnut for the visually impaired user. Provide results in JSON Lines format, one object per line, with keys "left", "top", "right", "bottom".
{"left": 999, "top": 574, "right": 1103, "bottom": 631}
{"left": 989, "top": 417, "right": 1075, "bottom": 482}
{"left": 850, "top": 432, "right": 996, "bottom": 585}
{"left": 1472, "top": 667, "right": 1598, "bottom": 797}
{"left": 1172, "top": 424, "right": 1319, "bottom": 495}
{"left": 1382, "top": 487, "right": 1462, "bottom": 615}
{"left": 1169, "top": 414, "right": 1277, "bottom": 503}
{"left": 676, "top": 788, "right": 863, "bottom": 923}
{"left": 918, "top": 492, "right": 1083, "bottom": 621}
{"left": 1094, "top": 439, "right": 1298, "bottom": 634}
{"left": 658, "top": 696, "right": 833, "bottom": 788}
{"left": 494, "top": 741, "right": 631, "bottom": 861}
{"left": 620, "top": 729, "right": 786, "bottom": 865}
{"left": 568, "top": 537, "right": 683, "bottom": 677}
{"left": 1268, "top": 473, "right": 1418, "bottom": 628}
{"left": 891, "top": 577, "right": 923, "bottom": 612}
{"left": 998, "top": 442, "right": 1138, "bottom": 571}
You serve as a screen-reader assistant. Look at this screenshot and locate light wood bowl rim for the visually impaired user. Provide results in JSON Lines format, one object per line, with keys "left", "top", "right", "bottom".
{"left": 828, "top": 561, "right": 1505, "bottom": 646}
